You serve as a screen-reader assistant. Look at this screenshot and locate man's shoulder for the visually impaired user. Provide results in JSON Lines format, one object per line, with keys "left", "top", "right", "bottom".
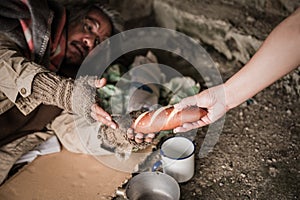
{"left": 0, "top": 33, "right": 10, "bottom": 40}
{"left": 0, "top": 33, "right": 18, "bottom": 47}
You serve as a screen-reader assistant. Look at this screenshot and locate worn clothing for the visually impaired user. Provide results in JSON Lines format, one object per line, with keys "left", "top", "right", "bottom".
{"left": 0, "top": 0, "right": 68, "bottom": 184}
{"left": 0, "top": 0, "right": 126, "bottom": 185}
{"left": 0, "top": 131, "right": 54, "bottom": 184}
{"left": 0, "top": 0, "right": 66, "bottom": 70}
{"left": 0, "top": 0, "right": 119, "bottom": 185}
{"left": 0, "top": 0, "right": 66, "bottom": 116}
{"left": 0, "top": 34, "right": 48, "bottom": 115}
{"left": 0, "top": 0, "right": 67, "bottom": 143}
{"left": 0, "top": 105, "right": 62, "bottom": 147}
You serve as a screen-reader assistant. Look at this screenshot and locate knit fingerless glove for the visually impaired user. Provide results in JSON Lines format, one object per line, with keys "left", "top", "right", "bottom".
{"left": 32, "top": 73, "right": 97, "bottom": 123}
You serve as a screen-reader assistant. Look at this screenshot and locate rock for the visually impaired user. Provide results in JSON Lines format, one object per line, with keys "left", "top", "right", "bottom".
{"left": 246, "top": 16, "right": 255, "bottom": 23}
{"left": 286, "top": 109, "right": 292, "bottom": 116}
{"left": 268, "top": 167, "right": 278, "bottom": 177}
{"left": 153, "top": 0, "right": 262, "bottom": 64}
{"left": 109, "top": 0, "right": 153, "bottom": 21}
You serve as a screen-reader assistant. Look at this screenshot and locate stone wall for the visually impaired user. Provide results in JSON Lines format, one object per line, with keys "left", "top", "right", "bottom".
{"left": 108, "top": 0, "right": 300, "bottom": 64}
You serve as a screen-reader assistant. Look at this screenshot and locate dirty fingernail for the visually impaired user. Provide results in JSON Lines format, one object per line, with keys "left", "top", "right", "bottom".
{"left": 127, "top": 133, "right": 134, "bottom": 139}
{"left": 106, "top": 116, "right": 112, "bottom": 121}
{"left": 135, "top": 133, "right": 144, "bottom": 139}
{"left": 145, "top": 138, "right": 153, "bottom": 143}
{"left": 127, "top": 128, "right": 133, "bottom": 134}
{"left": 110, "top": 124, "right": 117, "bottom": 129}
{"left": 147, "top": 133, "right": 155, "bottom": 138}
{"left": 135, "top": 138, "right": 143, "bottom": 143}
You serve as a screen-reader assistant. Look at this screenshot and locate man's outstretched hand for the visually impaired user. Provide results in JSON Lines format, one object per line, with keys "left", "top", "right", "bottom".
{"left": 90, "top": 78, "right": 117, "bottom": 129}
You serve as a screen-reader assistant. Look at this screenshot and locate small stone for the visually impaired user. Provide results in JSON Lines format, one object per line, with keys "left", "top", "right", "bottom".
{"left": 246, "top": 16, "right": 255, "bottom": 22}
{"left": 240, "top": 173, "right": 246, "bottom": 178}
{"left": 195, "top": 188, "right": 202, "bottom": 194}
{"left": 286, "top": 109, "right": 292, "bottom": 115}
{"left": 264, "top": 106, "right": 269, "bottom": 110}
{"left": 269, "top": 167, "right": 278, "bottom": 177}
{"left": 267, "top": 159, "right": 272, "bottom": 164}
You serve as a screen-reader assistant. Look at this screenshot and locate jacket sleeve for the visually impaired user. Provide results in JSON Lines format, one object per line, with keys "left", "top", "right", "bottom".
{"left": 0, "top": 34, "right": 49, "bottom": 115}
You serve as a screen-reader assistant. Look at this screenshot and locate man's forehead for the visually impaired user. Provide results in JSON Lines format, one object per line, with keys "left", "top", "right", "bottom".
{"left": 86, "top": 8, "right": 112, "bottom": 36}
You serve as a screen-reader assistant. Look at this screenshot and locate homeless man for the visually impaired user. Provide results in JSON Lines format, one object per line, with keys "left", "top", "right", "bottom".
{"left": 0, "top": 0, "right": 122, "bottom": 184}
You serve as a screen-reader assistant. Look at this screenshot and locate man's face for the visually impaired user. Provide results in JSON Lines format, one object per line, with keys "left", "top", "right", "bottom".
{"left": 65, "top": 8, "right": 112, "bottom": 66}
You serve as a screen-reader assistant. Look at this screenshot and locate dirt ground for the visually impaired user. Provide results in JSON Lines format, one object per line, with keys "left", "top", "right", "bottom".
{"left": 177, "top": 54, "right": 300, "bottom": 200}
{"left": 112, "top": 3, "right": 300, "bottom": 198}
{"left": 173, "top": 4, "right": 300, "bottom": 199}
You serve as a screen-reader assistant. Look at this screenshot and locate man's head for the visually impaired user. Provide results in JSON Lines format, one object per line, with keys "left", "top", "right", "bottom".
{"left": 64, "top": 4, "right": 122, "bottom": 67}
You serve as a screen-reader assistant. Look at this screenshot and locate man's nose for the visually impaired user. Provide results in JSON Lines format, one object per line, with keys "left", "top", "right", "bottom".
{"left": 83, "top": 35, "right": 97, "bottom": 50}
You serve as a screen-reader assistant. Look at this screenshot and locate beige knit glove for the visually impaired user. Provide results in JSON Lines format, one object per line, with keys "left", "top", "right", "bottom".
{"left": 32, "top": 73, "right": 97, "bottom": 123}
{"left": 98, "top": 111, "right": 151, "bottom": 159}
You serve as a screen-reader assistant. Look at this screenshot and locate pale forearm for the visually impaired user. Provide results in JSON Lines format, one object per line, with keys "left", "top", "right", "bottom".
{"left": 225, "top": 8, "right": 300, "bottom": 109}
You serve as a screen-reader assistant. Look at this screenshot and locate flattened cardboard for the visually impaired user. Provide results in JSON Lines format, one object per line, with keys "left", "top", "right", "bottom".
{"left": 0, "top": 148, "right": 151, "bottom": 200}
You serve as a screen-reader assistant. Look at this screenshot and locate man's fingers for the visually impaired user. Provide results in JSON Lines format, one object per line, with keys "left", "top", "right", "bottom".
{"left": 126, "top": 129, "right": 156, "bottom": 143}
{"left": 144, "top": 137, "right": 153, "bottom": 143}
{"left": 91, "top": 104, "right": 117, "bottom": 129}
{"left": 146, "top": 133, "right": 156, "bottom": 138}
{"left": 91, "top": 104, "right": 110, "bottom": 119}
{"left": 135, "top": 133, "right": 156, "bottom": 143}
{"left": 95, "top": 78, "right": 106, "bottom": 88}
{"left": 134, "top": 133, "right": 143, "bottom": 143}
{"left": 91, "top": 112, "right": 117, "bottom": 129}
{"left": 126, "top": 128, "right": 134, "bottom": 140}
{"left": 144, "top": 133, "right": 155, "bottom": 143}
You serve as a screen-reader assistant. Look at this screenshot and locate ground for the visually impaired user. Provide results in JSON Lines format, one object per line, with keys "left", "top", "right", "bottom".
{"left": 178, "top": 55, "right": 299, "bottom": 200}
{"left": 117, "top": 1, "right": 300, "bottom": 198}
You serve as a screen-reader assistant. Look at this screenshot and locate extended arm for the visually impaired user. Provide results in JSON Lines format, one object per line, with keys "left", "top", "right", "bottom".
{"left": 225, "top": 7, "right": 300, "bottom": 109}
{"left": 174, "top": 8, "right": 300, "bottom": 132}
{"left": 0, "top": 34, "right": 116, "bottom": 128}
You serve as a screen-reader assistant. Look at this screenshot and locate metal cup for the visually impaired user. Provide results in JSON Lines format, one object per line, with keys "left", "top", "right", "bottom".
{"left": 116, "top": 172, "right": 180, "bottom": 200}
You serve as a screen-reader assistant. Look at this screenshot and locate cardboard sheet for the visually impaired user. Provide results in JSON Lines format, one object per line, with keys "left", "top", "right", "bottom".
{"left": 0, "top": 148, "right": 147, "bottom": 200}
